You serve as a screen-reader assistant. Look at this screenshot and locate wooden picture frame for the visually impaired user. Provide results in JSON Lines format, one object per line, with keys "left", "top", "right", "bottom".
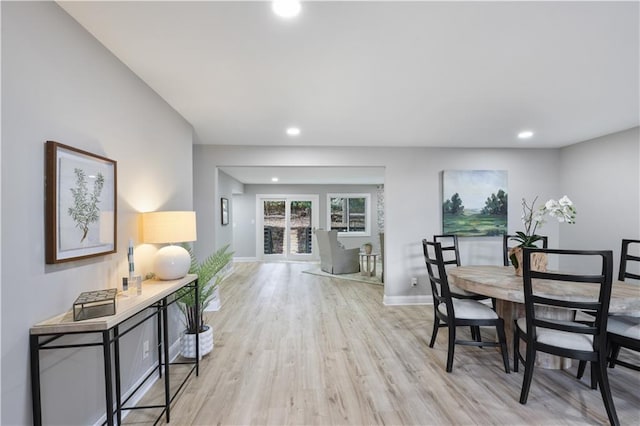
{"left": 45, "top": 141, "right": 117, "bottom": 263}
{"left": 221, "top": 197, "right": 229, "bottom": 225}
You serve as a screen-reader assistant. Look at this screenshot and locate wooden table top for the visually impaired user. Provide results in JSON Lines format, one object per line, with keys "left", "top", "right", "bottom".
{"left": 448, "top": 265, "right": 640, "bottom": 315}
{"left": 30, "top": 274, "right": 198, "bottom": 335}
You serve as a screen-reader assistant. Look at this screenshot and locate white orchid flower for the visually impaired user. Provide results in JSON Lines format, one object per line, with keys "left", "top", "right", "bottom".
{"left": 558, "top": 195, "right": 573, "bottom": 206}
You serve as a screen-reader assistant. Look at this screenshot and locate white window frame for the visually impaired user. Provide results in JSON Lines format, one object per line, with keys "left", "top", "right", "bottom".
{"left": 326, "top": 193, "right": 371, "bottom": 237}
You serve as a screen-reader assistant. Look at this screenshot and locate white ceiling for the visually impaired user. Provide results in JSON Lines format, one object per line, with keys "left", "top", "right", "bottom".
{"left": 59, "top": 1, "right": 640, "bottom": 183}
{"left": 219, "top": 166, "right": 385, "bottom": 185}
{"left": 59, "top": 0, "right": 639, "bottom": 152}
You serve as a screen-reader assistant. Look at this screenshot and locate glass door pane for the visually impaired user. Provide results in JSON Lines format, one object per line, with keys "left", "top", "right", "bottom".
{"left": 259, "top": 195, "right": 318, "bottom": 260}
{"left": 289, "top": 201, "right": 312, "bottom": 255}
{"left": 263, "top": 200, "right": 285, "bottom": 256}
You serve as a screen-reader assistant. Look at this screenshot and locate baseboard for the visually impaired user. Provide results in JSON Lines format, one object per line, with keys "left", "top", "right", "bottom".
{"left": 383, "top": 294, "right": 433, "bottom": 306}
{"left": 92, "top": 338, "right": 183, "bottom": 426}
{"left": 233, "top": 256, "right": 259, "bottom": 262}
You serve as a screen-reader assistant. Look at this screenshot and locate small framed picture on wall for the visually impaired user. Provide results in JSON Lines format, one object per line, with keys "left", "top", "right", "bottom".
{"left": 221, "top": 197, "right": 229, "bottom": 225}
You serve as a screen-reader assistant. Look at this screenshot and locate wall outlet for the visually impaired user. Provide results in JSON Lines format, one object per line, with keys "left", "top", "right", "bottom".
{"left": 143, "top": 340, "right": 150, "bottom": 359}
{"left": 411, "top": 277, "right": 418, "bottom": 286}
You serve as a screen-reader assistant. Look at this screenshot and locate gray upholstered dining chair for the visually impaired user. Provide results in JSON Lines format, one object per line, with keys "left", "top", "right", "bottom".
{"left": 423, "top": 240, "right": 510, "bottom": 373}
{"left": 514, "top": 247, "right": 619, "bottom": 426}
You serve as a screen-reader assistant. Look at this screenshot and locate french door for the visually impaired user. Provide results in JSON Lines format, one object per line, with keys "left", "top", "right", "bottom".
{"left": 258, "top": 195, "right": 319, "bottom": 260}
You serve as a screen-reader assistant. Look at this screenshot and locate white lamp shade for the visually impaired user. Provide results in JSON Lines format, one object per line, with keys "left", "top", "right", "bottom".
{"left": 154, "top": 245, "right": 191, "bottom": 280}
{"left": 142, "top": 211, "right": 197, "bottom": 244}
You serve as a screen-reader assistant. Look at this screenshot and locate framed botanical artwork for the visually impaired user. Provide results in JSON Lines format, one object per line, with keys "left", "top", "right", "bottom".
{"left": 442, "top": 170, "right": 507, "bottom": 237}
{"left": 221, "top": 197, "right": 229, "bottom": 225}
{"left": 45, "top": 141, "right": 117, "bottom": 263}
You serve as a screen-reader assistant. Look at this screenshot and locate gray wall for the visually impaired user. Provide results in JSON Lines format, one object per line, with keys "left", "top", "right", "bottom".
{"left": 191, "top": 145, "right": 571, "bottom": 303}
{"left": 1, "top": 3, "right": 193, "bottom": 424}
{"left": 193, "top": 140, "right": 640, "bottom": 302}
{"left": 559, "top": 127, "right": 640, "bottom": 272}
{"left": 232, "top": 184, "right": 380, "bottom": 258}
{"left": 192, "top": 165, "right": 244, "bottom": 261}
{"left": 217, "top": 171, "right": 243, "bottom": 252}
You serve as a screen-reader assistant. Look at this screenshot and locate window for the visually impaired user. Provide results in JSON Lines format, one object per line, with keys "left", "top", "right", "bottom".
{"left": 327, "top": 193, "right": 371, "bottom": 236}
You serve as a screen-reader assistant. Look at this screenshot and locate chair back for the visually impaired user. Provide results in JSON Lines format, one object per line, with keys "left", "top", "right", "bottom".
{"left": 314, "top": 229, "right": 333, "bottom": 257}
{"left": 433, "top": 234, "right": 460, "bottom": 267}
{"left": 422, "top": 240, "right": 454, "bottom": 313}
{"left": 618, "top": 239, "right": 640, "bottom": 282}
{"left": 503, "top": 235, "right": 548, "bottom": 266}
{"left": 522, "top": 247, "right": 613, "bottom": 356}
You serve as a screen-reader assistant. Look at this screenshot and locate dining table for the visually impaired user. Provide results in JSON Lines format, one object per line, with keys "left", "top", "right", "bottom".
{"left": 448, "top": 265, "right": 640, "bottom": 369}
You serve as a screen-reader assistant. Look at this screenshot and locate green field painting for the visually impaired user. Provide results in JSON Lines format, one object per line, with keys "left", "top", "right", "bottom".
{"left": 442, "top": 170, "right": 508, "bottom": 237}
{"left": 443, "top": 211, "right": 507, "bottom": 236}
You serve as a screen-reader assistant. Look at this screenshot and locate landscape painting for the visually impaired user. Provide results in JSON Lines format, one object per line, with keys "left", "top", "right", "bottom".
{"left": 442, "top": 170, "right": 507, "bottom": 236}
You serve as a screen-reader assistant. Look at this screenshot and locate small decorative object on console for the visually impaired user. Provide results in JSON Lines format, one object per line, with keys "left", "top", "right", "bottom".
{"left": 73, "top": 288, "right": 117, "bottom": 321}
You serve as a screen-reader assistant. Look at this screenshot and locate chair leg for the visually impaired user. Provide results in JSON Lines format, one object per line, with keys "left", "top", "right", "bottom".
{"left": 471, "top": 326, "right": 482, "bottom": 344}
{"left": 576, "top": 361, "right": 598, "bottom": 389}
{"left": 519, "top": 342, "right": 536, "bottom": 404}
{"left": 609, "top": 342, "right": 621, "bottom": 369}
{"left": 446, "top": 324, "right": 456, "bottom": 373}
{"left": 496, "top": 319, "right": 510, "bottom": 373}
{"left": 429, "top": 309, "right": 440, "bottom": 348}
{"left": 577, "top": 360, "right": 587, "bottom": 379}
{"left": 513, "top": 323, "right": 520, "bottom": 373}
{"left": 595, "top": 358, "right": 620, "bottom": 426}
{"left": 590, "top": 361, "right": 597, "bottom": 390}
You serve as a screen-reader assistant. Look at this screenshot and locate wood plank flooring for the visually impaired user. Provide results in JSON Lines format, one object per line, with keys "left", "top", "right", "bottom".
{"left": 125, "top": 262, "right": 640, "bottom": 425}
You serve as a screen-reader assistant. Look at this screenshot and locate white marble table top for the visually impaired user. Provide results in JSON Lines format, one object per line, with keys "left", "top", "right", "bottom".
{"left": 448, "top": 266, "right": 640, "bottom": 314}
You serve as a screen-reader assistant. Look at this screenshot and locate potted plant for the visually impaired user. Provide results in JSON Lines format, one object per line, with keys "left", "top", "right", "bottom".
{"left": 178, "top": 244, "right": 234, "bottom": 358}
{"left": 509, "top": 195, "right": 576, "bottom": 275}
{"left": 362, "top": 242, "right": 373, "bottom": 254}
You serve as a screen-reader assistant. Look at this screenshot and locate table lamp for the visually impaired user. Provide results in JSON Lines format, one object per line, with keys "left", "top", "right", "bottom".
{"left": 142, "top": 211, "right": 197, "bottom": 280}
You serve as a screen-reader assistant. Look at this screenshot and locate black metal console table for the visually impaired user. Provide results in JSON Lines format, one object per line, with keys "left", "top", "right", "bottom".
{"left": 30, "top": 274, "right": 199, "bottom": 425}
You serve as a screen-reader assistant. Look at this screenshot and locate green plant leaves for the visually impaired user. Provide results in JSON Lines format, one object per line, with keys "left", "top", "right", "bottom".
{"left": 177, "top": 244, "right": 234, "bottom": 334}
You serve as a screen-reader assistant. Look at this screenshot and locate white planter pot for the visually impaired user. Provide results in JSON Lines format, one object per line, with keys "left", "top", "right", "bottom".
{"left": 180, "top": 325, "right": 214, "bottom": 359}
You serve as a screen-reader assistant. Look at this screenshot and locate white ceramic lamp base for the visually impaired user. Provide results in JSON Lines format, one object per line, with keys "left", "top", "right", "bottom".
{"left": 154, "top": 245, "right": 191, "bottom": 280}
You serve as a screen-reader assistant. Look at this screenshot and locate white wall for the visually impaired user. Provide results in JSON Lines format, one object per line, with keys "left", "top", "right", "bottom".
{"left": 559, "top": 127, "right": 640, "bottom": 271}
{"left": 1, "top": 3, "right": 193, "bottom": 424}
{"left": 191, "top": 145, "right": 564, "bottom": 304}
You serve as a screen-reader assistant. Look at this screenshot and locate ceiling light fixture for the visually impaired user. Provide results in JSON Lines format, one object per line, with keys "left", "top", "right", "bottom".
{"left": 271, "top": 177, "right": 279, "bottom": 182}
{"left": 518, "top": 130, "right": 534, "bottom": 139}
{"left": 286, "top": 127, "right": 301, "bottom": 136}
{"left": 272, "top": 1, "right": 301, "bottom": 19}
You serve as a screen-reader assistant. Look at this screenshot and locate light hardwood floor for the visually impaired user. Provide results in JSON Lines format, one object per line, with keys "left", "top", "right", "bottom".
{"left": 125, "top": 262, "right": 639, "bottom": 425}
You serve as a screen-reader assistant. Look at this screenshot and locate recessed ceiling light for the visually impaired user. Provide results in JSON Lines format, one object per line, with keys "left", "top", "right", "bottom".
{"left": 518, "top": 130, "right": 534, "bottom": 139}
{"left": 272, "top": 1, "right": 301, "bottom": 19}
{"left": 271, "top": 177, "right": 279, "bottom": 182}
{"left": 286, "top": 127, "right": 301, "bottom": 136}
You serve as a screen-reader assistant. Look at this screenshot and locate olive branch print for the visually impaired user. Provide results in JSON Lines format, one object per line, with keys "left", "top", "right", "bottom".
{"left": 68, "top": 168, "right": 105, "bottom": 243}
